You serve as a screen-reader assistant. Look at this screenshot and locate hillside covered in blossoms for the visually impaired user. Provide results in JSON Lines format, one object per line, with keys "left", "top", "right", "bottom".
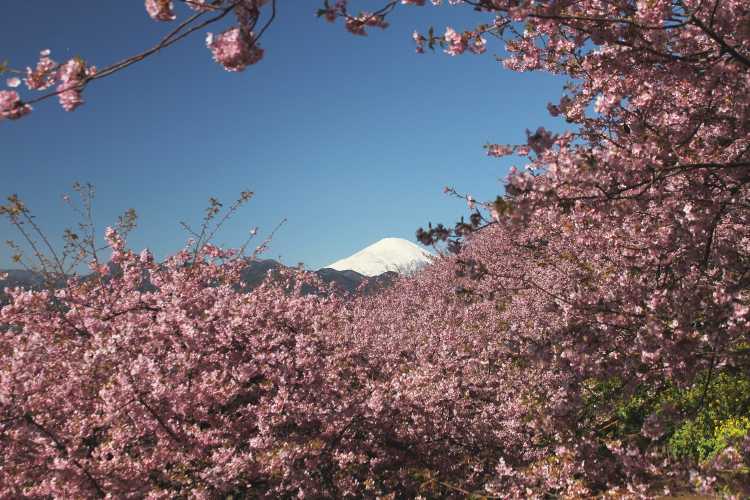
{"left": 1, "top": 0, "right": 749, "bottom": 497}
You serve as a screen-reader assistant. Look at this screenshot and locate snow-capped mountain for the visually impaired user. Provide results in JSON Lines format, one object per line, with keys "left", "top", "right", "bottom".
{"left": 323, "top": 238, "right": 434, "bottom": 277}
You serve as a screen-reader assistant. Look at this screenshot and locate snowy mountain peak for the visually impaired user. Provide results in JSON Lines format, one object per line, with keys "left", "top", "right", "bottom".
{"left": 323, "top": 238, "right": 434, "bottom": 277}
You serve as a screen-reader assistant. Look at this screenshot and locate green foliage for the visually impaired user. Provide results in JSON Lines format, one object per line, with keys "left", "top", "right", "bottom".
{"left": 580, "top": 377, "right": 659, "bottom": 437}
{"left": 669, "top": 416, "right": 750, "bottom": 462}
{"left": 582, "top": 371, "right": 750, "bottom": 463}
{"left": 665, "top": 372, "right": 750, "bottom": 462}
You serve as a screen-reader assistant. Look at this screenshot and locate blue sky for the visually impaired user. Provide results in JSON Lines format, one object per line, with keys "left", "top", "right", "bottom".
{"left": 1, "top": 1, "right": 566, "bottom": 270}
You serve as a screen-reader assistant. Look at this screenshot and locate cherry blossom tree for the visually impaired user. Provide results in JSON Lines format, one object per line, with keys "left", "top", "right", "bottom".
{"left": 409, "top": 0, "right": 750, "bottom": 494}
{"left": 2, "top": 0, "right": 750, "bottom": 496}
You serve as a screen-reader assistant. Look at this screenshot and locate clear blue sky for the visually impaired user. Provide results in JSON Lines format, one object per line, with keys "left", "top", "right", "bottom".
{"left": 1, "top": 1, "right": 566, "bottom": 270}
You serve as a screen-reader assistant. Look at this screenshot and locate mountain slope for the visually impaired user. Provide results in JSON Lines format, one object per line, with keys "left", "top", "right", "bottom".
{"left": 323, "top": 237, "right": 433, "bottom": 277}
{"left": 0, "top": 261, "right": 397, "bottom": 304}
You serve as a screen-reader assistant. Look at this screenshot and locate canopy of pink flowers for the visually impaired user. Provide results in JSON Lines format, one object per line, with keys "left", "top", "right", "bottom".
{"left": 2, "top": 0, "right": 750, "bottom": 496}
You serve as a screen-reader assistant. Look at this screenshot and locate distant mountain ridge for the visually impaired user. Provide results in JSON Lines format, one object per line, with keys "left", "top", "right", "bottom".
{"left": 0, "top": 260, "right": 397, "bottom": 305}
{"left": 1, "top": 238, "right": 435, "bottom": 303}
{"left": 237, "top": 259, "right": 397, "bottom": 296}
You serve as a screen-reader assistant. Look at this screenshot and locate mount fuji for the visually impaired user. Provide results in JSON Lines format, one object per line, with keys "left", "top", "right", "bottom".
{"left": 323, "top": 238, "right": 434, "bottom": 277}
{"left": 0, "top": 239, "right": 435, "bottom": 304}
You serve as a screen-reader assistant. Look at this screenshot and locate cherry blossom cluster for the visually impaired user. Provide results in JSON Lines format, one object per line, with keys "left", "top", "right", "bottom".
{"left": 442, "top": 26, "right": 486, "bottom": 55}
{"left": 0, "top": 90, "right": 31, "bottom": 120}
{"left": 206, "top": 28, "right": 264, "bottom": 72}
{"left": 345, "top": 12, "right": 389, "bottom": 36}
{"left": 0, "top": 2, "right": 276, "bottom": 120}
{"left": 24, "top": 49, "right": 56, "bottom": 90}
{"left": 144, "top": 0, "right": 176, "bottom": 21}
{"left": 485, "top": 143, "right": 513, "bottom": 157}
{"left": 0, "top": 49, "right": 96, "bottom": 119}
{"left": 318, "top": 0, "right": 392, "bottom": 36}
{"left": 149, "top": 0, "right": 270, "bottom": 72}
{"left": 57, "top": 58, "right": 97, "bottom": 112}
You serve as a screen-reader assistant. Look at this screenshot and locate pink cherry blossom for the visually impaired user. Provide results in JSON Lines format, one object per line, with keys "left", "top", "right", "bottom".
{"left": 145, "top": 0, "right": 176, "bottom": 21}
{"left": 486, "top": 143, "right": 513, "bottom": 157}
{"left": 56, "top": 58, "right": 95, "bottom": 112}
{"left": 443, "top": 26, "right": 465, "bottom": 55}
{"left": 0, "top": 90, "right": 31, "bottom": 120}
{"left": 345, "top": 12, "right": 388, "bottom": 36}
{"left": 25, "top": 50, "right": 57, "bottom": 90}
{"left": 206, "top": 27, "right": 264, "bottom": 72}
